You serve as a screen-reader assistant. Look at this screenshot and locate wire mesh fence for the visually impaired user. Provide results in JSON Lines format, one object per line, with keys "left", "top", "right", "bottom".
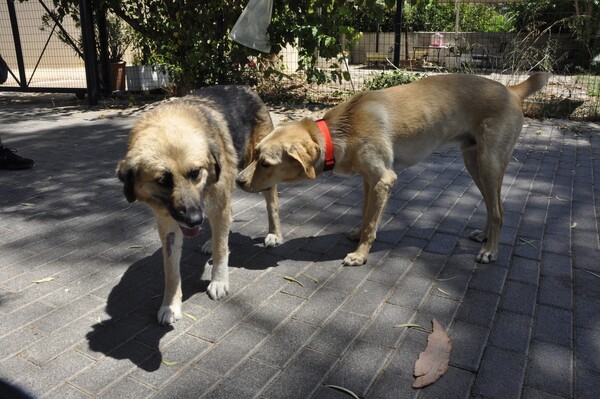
{"left": 255, "top": 0, "right": 600, "bottom": 121}
{"left": 0, "top": 0, "right": 87, "bottom": 92}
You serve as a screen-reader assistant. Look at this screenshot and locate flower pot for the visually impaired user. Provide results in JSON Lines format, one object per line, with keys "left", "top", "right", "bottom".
{"left": 125, "top": 65, "right": 170, "bottom": 91}
{"left": 110, "top": 61, "right": 126, "bottom": 91}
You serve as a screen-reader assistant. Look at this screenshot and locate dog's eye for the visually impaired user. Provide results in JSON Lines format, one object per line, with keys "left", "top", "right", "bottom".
{"left": 188, "top": 168, "right": 201, "bottom": 180}
{"left": 156, "top": 173, "right": 173, "bottom": 188}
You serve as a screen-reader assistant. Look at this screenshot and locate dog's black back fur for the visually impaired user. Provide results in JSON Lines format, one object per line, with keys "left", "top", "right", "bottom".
{"left": 188, "top": 86, "right": 272, "bottom": 168}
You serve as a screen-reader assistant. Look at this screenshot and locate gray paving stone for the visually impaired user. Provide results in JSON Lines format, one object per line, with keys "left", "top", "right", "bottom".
{"left": 469, "top": 263, "right": 508, "bottom": 295}
{"left": 574, "top": 295, "right": 600, "bottom": 329}
{"left": 245, "top": 291, "right": 306, "bottom": 333}
{"left": 508, "top": 256, "right": 541, "bottom": 286}
{"left": 151, "top": 366, "right": 219, "bottom": 399}
{"left": 575, "top": 369, "right": 600, "bottom": 399}
{"left": 252, "top": 318, "right": 318, "bottom": 368}
{"left": 526, "top": 341, "right": 573, "bottom": 398}
{"left": 533, "top": 305, "right": 573, "bottom": 347}
{"left": 307, "top": 310, "right": 369, "bottom": 357}
{"left": 292, "top": 286, "right": 350, "bottom": 326}
{"left": 521, "top": 387, "right": 566, "bottom": 399}
{"left": 204, "top": 358, "right": 279, "bottom": 399}
{"left": 324, "top": 340, "right": 393, "bottom": 398}
{"left": 261, "top": 348, "right": 338, "bottom": 399}
{"left": 99, "top": 377, "right": 155, "bottom": 399}
{"left": 490, "top": 311, "right": 533, "bottom": 353}
{"left": 500, "top": 280, "right": 538, "bottom": 316}
{"left": 341, "top": 279, "right": 392, "bottom": 316}
{"left": 384, "top": 329, "right": 428, "bottom": 378}
{"left": 575, "top": 327, "right": 600, "bottom": 374}
{"left": 194, "top": 325, "right": 267, "bottom": 376}
{"left": 133, "top": 333, "right": 212, "bottom": 387}
{"left": 387, "top": 273, "right": 432, "bottom": 310}
{"left": 70, "top": 340, "right": 155, "bottom": 395}
{"left": 417, "top": 365, "right": 474, "bottom": 399}
{"left": 456, "top": 290, "right": 500, "bottom": 328}
{"left": 46, "top": 383, "right": 93, "bottom": 399}
{"left": 5, "top": 350, "right": 93, "bottom": 398}
{"left": 538, "top": 276, "right": 573, "bottom": 309}
{"left": 365, "top": 372, "right": 418, "bottom": 399}
{"left": 412, "top": 293, "right": 460, "bottom": 331}
{"left": 472, "top": 346, "right": 527, "bottom": 399}
{"left": 186, "top": 298, "right": 254, "bottom": 342}
{"left": 365, "top": 302, "right": 417, "bottom": 346}
{"left": 449, "top": 321, "right": 490, "bottom": 371}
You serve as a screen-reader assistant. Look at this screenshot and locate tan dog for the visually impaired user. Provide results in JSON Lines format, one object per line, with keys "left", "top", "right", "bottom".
{"left": 237, "top": 73, "right": 549, "bottom": 265}
{"left": 117, "top": 86, "right": 282, "bottom": 325}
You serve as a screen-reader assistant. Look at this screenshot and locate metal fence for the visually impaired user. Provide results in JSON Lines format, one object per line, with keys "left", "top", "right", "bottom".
{"left": 266, "top": 1, "right": 600, "bottom": 121}
{"left": 1, "top": 1, "right": 599, "bottom": 120}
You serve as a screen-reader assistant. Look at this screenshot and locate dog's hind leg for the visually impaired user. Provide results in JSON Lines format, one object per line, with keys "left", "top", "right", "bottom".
{"left": 157, "top": 217, "right": 184, "bottom": 325}
{"left": 461, "top": 141, "right": 489, "bottom": 243}
{"left": 344, "top": 170, "right": 397, "bottom": 266}
{"left": 472, "top": 133, "right": 514, "bottom": 263}
{"left": 263, "top": 185, "right": 283, "bottom": 247}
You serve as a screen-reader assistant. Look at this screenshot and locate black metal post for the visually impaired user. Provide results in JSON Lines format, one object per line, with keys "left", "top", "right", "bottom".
{"left": 7, "top": 0, "right": 27, "bottom": 86}
{"left": 97, "top": 7, "right": 111, "bottom": 96}
{"left": 393, "top": 0, "right": 403, "bottom": 67}
{"left": 79, "top": 0, "right": 98, "bottom": 105}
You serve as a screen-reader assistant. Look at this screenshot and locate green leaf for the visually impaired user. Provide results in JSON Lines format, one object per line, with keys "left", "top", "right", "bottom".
{"left": 32, "top": 277, "right": 54, "bottom": 284}
{"left": 394, "top": 323, "right": 431, "bottom": 333}
{"left": 161, "top": 359, "right": 178, "bottom": 366}
{"left": 283, "top": 276, "right": 304, "bottom": 287}
{"left": 300, "top": 273, "right": 319, "bottom": 284}
{"left": 183, "top": 311, "right": 197, "bottom": 321}
{"left": 582, "top": 269, "right": 600, "bottom": 280}
{"left": 518, "top": 237, "right": 537, "bottom": 249}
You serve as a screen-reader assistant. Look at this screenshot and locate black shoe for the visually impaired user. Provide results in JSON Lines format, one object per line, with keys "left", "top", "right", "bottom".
{"left": 0, "top": 145, "right": 35, "bottom": 170}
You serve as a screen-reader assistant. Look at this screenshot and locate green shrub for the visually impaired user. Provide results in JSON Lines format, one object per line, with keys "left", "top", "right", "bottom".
{"left": 363, "top": 70, "right": 425, "bottom": 91}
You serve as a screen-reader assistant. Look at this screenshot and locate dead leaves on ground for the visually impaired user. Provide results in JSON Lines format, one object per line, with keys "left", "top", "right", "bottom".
{"left": 412, "top": 319, "right": 452, "bottom": 389}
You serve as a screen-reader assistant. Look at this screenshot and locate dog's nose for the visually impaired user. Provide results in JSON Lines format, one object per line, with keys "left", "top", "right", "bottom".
{"left": 172, "top": 207, "right": 204, "bottom": 227}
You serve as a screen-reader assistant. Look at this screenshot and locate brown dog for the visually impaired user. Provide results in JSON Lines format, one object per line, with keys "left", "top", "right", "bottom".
{"left": 117, "top": 86, "right": 282, "bottom": 325}
{"left": 237, "top": 73, "right": 550, "bottom": 265}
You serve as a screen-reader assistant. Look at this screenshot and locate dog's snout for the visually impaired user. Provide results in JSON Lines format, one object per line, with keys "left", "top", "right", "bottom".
{"left": 171, "top": 206, "right": 204, "bottom": 227}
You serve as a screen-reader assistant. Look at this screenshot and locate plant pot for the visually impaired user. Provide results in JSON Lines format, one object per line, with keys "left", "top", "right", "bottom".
{"left": 110, "top": 61, "right": 126, "bottom": 91}
{"left": 125, "top": 65, "right": 170, "bottom": 91}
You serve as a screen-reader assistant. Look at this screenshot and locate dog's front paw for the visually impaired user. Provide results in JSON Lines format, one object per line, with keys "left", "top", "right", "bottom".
{"left": 207, "top": 280, "right": 229, "bottom": 300}
{"left": 201, "top": 239, "right": 212, "bottom": 255}
{"left": 264, "top": 233, "right": 283, "bottom": 247}
{"left": 348, "top": 228, "right": 361, "bottom": 241}
{"left": 469, "top": 229, "right": 487, "bottom": 243}
{"left": 476, "top": 247, "right": 496, "bottom": 263}
{"left": 343, "top": 252, "right": 367, "bottom": 266}
{"left": 157, "top": 304, "right": 182, "bottom": 325}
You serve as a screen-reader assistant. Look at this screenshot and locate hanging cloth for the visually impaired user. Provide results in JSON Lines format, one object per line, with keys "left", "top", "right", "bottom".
{"left": 229, "top": 0, "right": 273, "bottom": 53}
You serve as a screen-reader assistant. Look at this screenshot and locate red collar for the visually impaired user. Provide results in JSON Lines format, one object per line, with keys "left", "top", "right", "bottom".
{"left": 316, "top": 119, "right": 335, "bottom": 171}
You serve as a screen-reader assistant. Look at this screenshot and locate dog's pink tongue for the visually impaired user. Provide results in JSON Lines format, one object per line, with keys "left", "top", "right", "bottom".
{"left": 180, "top": 226, "right": 201, "bottom": 238}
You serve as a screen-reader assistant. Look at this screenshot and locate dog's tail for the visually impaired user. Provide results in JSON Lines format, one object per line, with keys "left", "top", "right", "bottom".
{"left": 508, "top": 72, "right": 551, "bottom": 101}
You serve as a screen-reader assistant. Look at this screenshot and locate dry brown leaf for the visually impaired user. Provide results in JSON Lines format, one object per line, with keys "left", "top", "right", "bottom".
{"left": 412, "top": 318, "right": 452, "bottom": 388}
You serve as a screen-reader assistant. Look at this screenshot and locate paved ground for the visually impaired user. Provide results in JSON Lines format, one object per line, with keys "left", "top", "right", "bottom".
{"left": 0, "top": 95, "right": 599, "bottom": 399}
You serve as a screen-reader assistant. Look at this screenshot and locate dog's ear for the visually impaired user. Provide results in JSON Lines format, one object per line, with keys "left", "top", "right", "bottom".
{"left": 117, "top": 159, "right": 137, "bottom": 203}
{"left": 209, "top": 142, "right": 221, "bottom": 182}
{"left": 287, "top": 142, "right": 318, "bottom": 180}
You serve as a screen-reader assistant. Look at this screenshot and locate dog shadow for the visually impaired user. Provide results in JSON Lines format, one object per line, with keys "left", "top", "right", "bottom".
{"left": 85, "top": 230, "right": 334, "bottom": 372}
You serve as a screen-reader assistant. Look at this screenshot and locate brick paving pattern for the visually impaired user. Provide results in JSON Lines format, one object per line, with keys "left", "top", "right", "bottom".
{"left": 0, "top": 98, "right": 599, "bottom": 398}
